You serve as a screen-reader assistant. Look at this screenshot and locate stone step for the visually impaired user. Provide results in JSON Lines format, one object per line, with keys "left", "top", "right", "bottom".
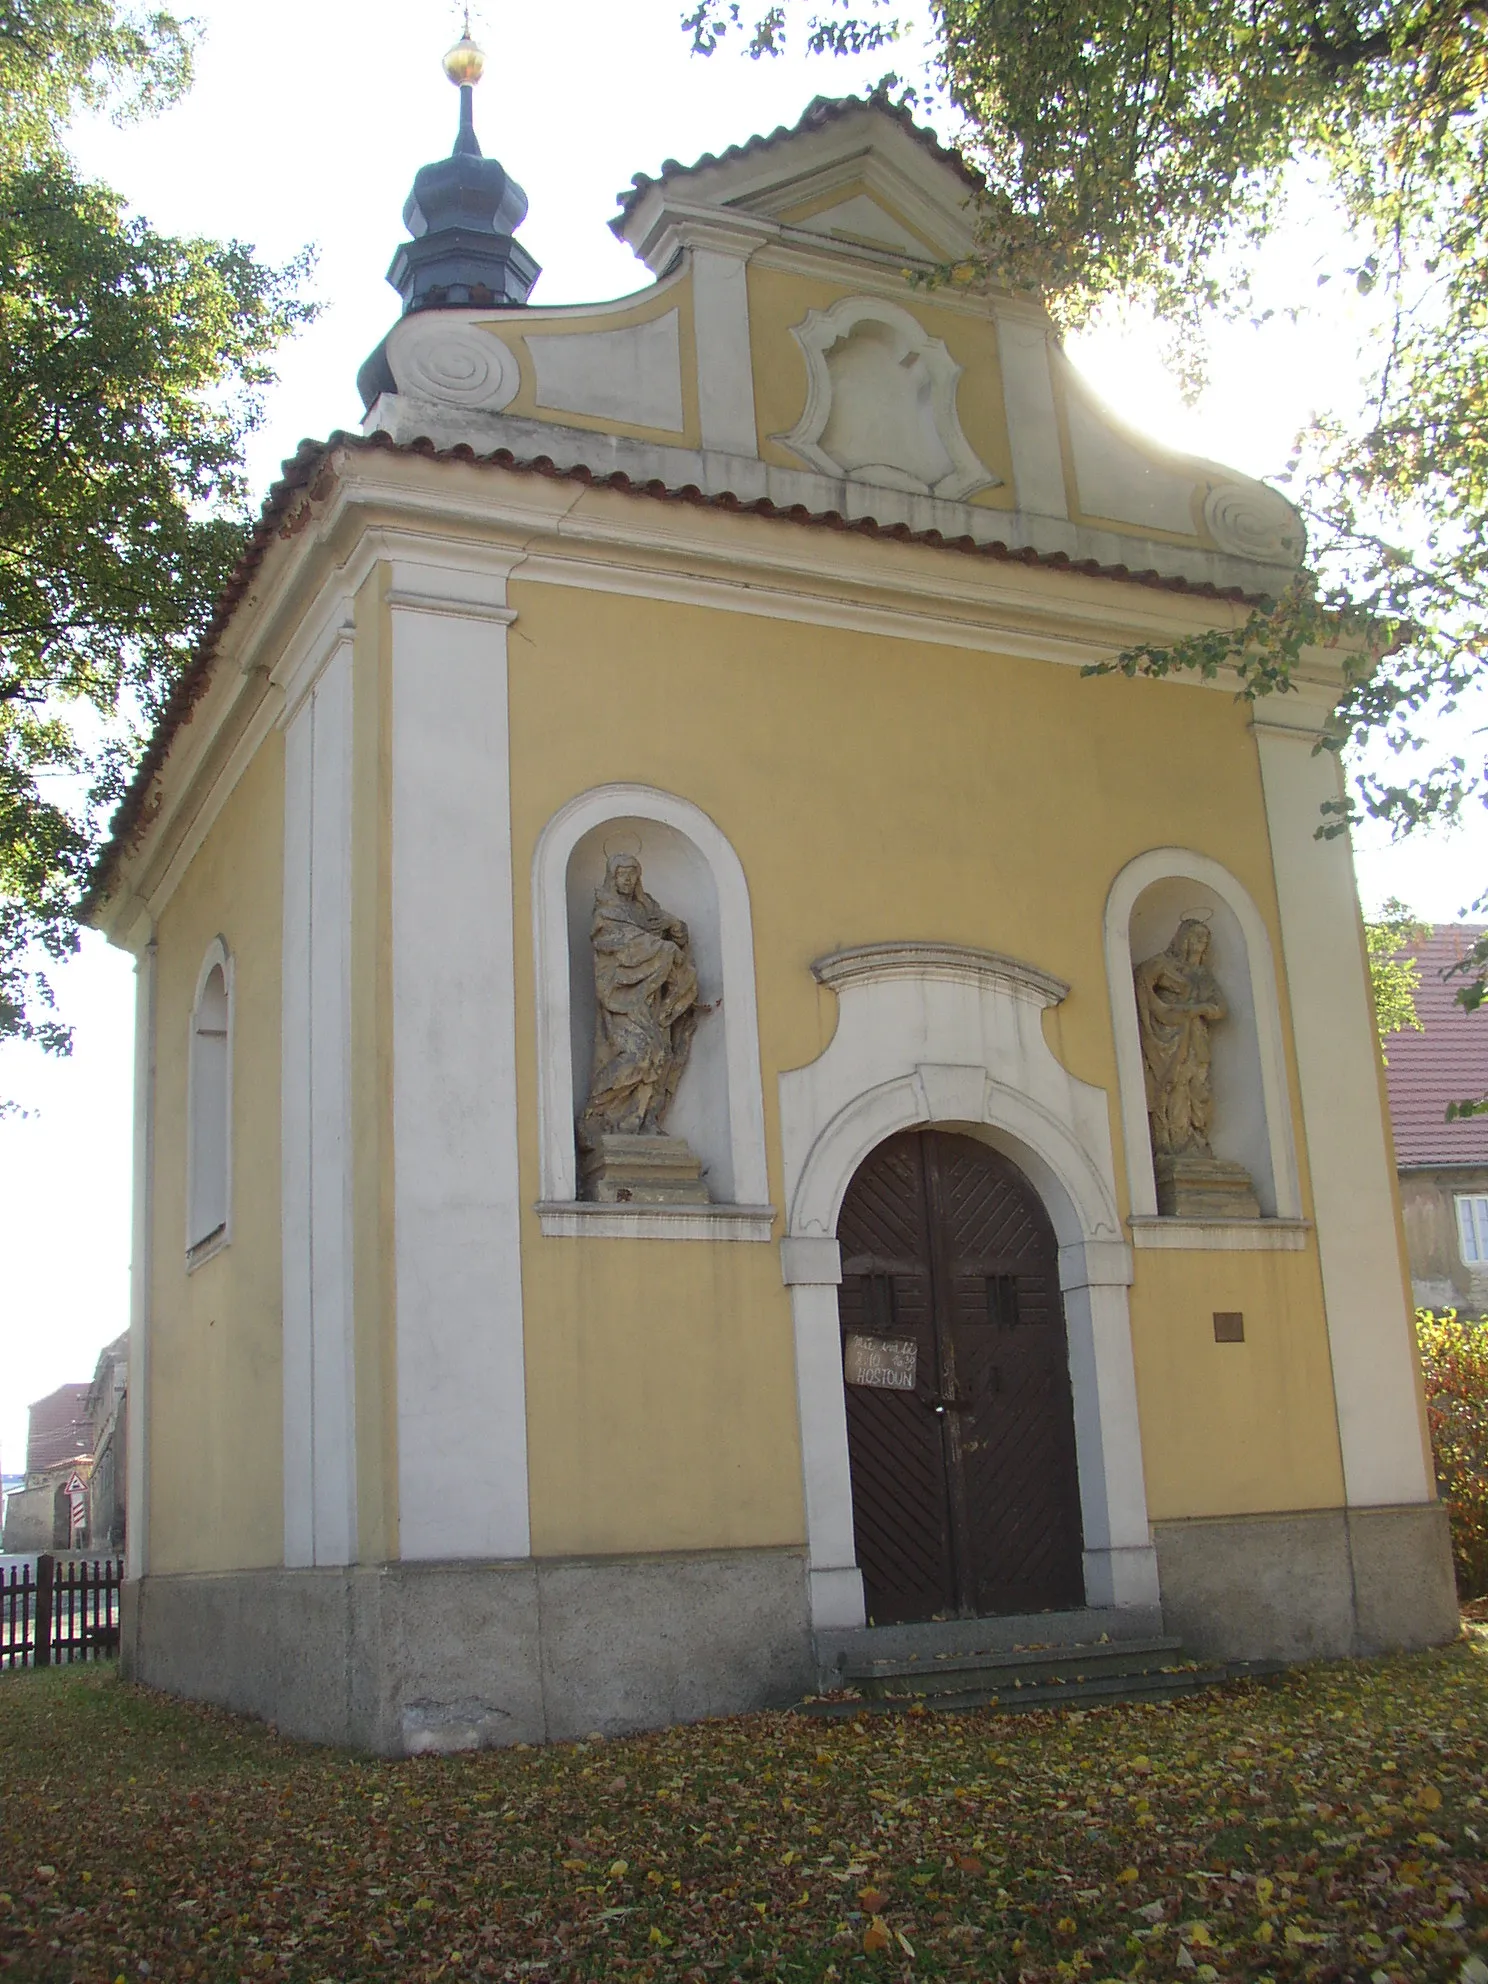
{"left": 814, "top": 1604, "right": 1165, "bottom": 1679}
{"left": 800, "top": 1661, "right": 1226, "bottom": 1718}
{"left": 799, "top": 1652, "right": 1289, "bottom": 1720}
{"left": 844, "top": 1635, "right": 1187, "bottom": 1697}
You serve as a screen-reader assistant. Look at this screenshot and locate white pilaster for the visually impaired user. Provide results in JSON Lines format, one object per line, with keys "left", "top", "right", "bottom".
{"left": 390, "top": 558, "right": 530, "bottom": 1562}
{"left": 1253, "top": 710, "right": 1433, "bottom": 1506}
{"left": 1058, "top": 1247, "right": 1160, "bottom": 1607}
{"left": 125, "top": 933, "right": 157, "bottom": 1582}
{"left": 692, "top": 248, "right": 759, "bottom": 458}
{"left": 281, "top": 631, "right": 358, "bottom": 1568}
{"left": 782, "top": 1242, "right": 866, "bottom": 1630}
{"left": 994, "top": 310, "right": 1069, "bottom": 521}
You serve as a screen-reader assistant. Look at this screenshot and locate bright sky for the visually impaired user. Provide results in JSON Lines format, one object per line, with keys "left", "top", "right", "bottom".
{"left": 0, "top": 0, "right": 1482, "bottom": 1475}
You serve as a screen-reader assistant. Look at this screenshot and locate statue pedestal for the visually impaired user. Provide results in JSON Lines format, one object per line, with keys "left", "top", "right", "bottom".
{"left": 1155, "top": 1152, "right": 1260, "bottom": 1221}
{"left": 579, "top": 1133, "right": 710, "bottom": 1206}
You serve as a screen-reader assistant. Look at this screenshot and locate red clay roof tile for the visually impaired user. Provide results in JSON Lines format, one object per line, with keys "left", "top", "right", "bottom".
{"left": 1384, "top": 924, "right": 1488, "bottom": 1167}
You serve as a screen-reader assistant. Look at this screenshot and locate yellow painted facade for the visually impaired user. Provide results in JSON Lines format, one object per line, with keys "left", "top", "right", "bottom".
{"left": 139, "top": 559, "right": 1358, "bottom": 1573}
{"left": 505, "top": 580, "right": 1343, "bottom": 1555}
{"left": 109, "top": 94, "right": 1439, "bottom": 1658}
{"left": 147, "top": 736, "right": 286, "bottom": 1575}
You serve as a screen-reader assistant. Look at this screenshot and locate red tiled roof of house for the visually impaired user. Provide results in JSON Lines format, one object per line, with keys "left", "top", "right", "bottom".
{"left": 1384, "top": 924, "right": 1488, "bottom": 1167}
{"left": 26, "top": 1383, "right": 93, "bottom": 1474}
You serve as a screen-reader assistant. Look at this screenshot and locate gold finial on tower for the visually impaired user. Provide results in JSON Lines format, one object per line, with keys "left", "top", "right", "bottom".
{"left": 443, "top": 12, "right": 485, "bottom": 87}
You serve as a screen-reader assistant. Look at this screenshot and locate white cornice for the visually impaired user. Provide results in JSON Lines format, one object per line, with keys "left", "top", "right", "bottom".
{"left": 363, "top": 395, "right": 1299, "bottom": 598}
{"left": 812, "top": 942, "right": 1070, "bottom": 1006}
{"left": 91, "top": 442, "right": 1346, "bottom": 940}
{"left": 92, "top": 491, "right": 541, "bottom": 937}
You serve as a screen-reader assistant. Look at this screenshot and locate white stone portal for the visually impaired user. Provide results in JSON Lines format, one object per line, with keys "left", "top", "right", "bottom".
{"left": 777, "top": 942, "right": 1157, "bottom": 1629}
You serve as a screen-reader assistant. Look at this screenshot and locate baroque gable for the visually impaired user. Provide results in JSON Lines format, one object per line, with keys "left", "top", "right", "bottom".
{"left": 358, "top": 95, "right": 1304, "bottom": 598}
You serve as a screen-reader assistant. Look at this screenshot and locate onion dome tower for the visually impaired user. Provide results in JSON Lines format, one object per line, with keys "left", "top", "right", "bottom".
{"left": 357, "top": 23, "right": 540, "bottom": 407}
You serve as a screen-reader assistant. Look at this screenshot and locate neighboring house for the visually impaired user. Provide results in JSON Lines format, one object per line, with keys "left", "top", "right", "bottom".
{"left": 1, "top": 1383, "right": 94, "bottom": 1553}
{"left": 1384, "top": 924, "right": 1488, "bottom": 1313}
{"left": 86, "top": 1333, "right": 129, "bottom": 1553}
{"left": 81, "top": 56, "right": 1457, "bottom": 1754}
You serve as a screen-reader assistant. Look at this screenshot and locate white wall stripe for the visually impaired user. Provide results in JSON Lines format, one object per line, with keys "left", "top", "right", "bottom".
{"left": 390, "top": 568, "right": 530, "bottom": 1562}
{"left": 281, "top": 636, "right": 358, "bottom": 1569}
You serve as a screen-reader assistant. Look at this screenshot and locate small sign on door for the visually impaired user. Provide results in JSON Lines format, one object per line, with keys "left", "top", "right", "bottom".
{"left": 843, "top": 1334, "right": 918, "bottom": 1391}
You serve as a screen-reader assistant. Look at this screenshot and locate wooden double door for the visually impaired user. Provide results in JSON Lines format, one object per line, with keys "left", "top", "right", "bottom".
{"left": 837, "top": 1129, "right": 1085, "bottom": 1624}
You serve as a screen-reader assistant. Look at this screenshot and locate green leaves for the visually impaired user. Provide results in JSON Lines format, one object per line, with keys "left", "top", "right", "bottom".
{"left": 1365, "top": 896, "right": 1428, "bottom": 1057}
{"left": 1418, "top": 1310, "right": 1488, "bottom": 1599}
{"left": 0, "top": 4, "right": 312, "bottom": 1062}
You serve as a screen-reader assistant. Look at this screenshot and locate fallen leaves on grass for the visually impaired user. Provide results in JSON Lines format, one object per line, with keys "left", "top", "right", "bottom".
{"left": 2, "top": 1632, "right": 1488, "bottom": 1979}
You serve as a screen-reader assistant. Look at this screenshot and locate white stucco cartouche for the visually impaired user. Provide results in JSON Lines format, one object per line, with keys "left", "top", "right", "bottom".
{"left": 777, "top": 942, "right": 1158, "bottom": 1628}
{"left": 779, "top": 295, "right": 998, "bottom": 502}
{"left": 1253, "top": 709, "right": 1434, "bottom": 1508}
{"left": 390, "top": 554, "right": 531, "bottom": 1561}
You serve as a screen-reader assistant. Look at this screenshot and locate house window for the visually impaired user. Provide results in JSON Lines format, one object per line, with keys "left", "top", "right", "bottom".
{"left": 1456, "top": 1194, "right": 1488, "bottom": 1267}
{"left": 188, "top": 941, "right": 232, "bottom": 1262}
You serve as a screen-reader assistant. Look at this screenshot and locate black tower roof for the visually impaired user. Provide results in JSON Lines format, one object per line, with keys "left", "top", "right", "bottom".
{"left": 358, "top": 30, "right": 539, "bottom": 408}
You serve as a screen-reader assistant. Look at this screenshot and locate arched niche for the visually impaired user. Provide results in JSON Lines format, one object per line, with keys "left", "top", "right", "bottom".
{"left": 1105, "top": 850, "right": 1301, "bottom": 1226}
{"left": 533, "top": 784, "right": 770, "bottom": 1230}
{"left": 566, "top": 816, "right": 730, "bottom": 1194}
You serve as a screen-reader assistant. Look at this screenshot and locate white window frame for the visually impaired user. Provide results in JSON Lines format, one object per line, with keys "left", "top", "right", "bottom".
{"left": 1457, "top": 1193, "right": 1488, "bottom": 1267}
{"left": 186, "top": 936, "right": 233, "bottom": 1268}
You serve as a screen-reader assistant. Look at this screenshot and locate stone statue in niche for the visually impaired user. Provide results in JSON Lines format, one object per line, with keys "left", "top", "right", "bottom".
{"left": 577, "top": 852, "right": 712, "bottom": 1205}
{"left": 1133, "top": 916, "right": 1260, "bottom": 1220}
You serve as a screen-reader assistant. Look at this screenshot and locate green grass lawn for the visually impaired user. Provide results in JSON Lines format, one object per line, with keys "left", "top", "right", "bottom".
{"left": 3, "top": 1635, "right": 1488, "bottom": 1983}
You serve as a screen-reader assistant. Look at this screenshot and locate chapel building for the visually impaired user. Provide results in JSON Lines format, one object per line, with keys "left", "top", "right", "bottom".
{"left": 85, "top": 41, "right": 1457, "bottom": 1752}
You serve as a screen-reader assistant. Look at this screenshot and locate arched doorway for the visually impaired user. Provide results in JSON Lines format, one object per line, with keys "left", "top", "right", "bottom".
{"left": 836, "top": 1128, "right": 1084, "bottom": 1624}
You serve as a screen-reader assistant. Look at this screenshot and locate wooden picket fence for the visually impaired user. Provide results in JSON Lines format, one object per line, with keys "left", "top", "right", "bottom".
{"left": 1, "top": 1556, "right": 122, "bottom": 1670}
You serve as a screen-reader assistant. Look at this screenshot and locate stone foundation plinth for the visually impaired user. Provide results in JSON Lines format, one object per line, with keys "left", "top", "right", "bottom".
{"left": 121, "top": 1545, "right": 812, "bottom": 1754}
{"left": 1153, "top": 1501, "right": 1459, "bottom": 1661}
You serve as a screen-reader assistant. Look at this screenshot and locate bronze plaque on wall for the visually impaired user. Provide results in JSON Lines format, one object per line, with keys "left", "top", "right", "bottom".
{"left": 843, "top": 1335, "right": 918, "bottom": 1391}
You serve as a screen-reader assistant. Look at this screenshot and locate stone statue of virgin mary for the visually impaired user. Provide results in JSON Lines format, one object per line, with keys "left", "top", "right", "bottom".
{"left": 579, "top": 852, "right": 705, "bottom": 1143}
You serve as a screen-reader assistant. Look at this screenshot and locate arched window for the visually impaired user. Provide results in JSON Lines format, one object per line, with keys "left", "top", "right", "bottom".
{"left": 187, "top": 939, "right": 232, "bottom": 1262}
